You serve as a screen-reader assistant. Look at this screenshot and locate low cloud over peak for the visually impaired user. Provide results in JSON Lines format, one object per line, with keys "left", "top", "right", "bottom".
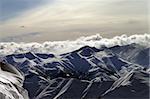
{"left": 0, "top": 34, "right": 149, "bottom": 56}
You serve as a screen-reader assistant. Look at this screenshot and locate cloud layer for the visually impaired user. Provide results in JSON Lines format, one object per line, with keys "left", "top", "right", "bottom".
{"left": 0, "top": 34, "right": 149, "bottom": 56}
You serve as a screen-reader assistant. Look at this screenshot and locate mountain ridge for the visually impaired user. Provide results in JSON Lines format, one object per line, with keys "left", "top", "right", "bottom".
{"left": 0, "top": 43, "right": 149, "bottom": 99}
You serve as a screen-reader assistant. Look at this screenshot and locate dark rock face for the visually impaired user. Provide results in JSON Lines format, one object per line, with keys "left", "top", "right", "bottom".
{"left": 0, "top": 44, "right": 149, "bottom": 99}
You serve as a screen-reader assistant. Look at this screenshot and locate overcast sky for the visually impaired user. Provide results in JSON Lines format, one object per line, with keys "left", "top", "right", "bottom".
{"left": 0, "top": 0, "right": 149, "bottom": 42}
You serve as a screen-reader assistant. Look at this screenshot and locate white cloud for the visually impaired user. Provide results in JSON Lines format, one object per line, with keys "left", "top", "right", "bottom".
{"left": 0, "top": 34, "right": 149, "bottom": 56}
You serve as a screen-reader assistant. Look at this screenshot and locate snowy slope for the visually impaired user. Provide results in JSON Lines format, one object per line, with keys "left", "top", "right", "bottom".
{"left": 0, "top": 62, "right": 28, "bottom": 99}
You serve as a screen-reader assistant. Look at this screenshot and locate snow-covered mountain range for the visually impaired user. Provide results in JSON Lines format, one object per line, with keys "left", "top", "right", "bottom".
{"left": 0, "top": 34, "right": 149, "bottom": 99}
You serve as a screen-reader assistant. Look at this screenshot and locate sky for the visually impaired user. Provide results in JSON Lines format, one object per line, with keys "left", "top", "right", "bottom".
{"left": 0, "top": 0, "right": 149, "bottom": 42}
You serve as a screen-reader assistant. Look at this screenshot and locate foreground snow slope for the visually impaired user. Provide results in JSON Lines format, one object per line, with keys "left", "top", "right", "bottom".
{"left": 0, "top": 62, "right": 28, "bottom": 99}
